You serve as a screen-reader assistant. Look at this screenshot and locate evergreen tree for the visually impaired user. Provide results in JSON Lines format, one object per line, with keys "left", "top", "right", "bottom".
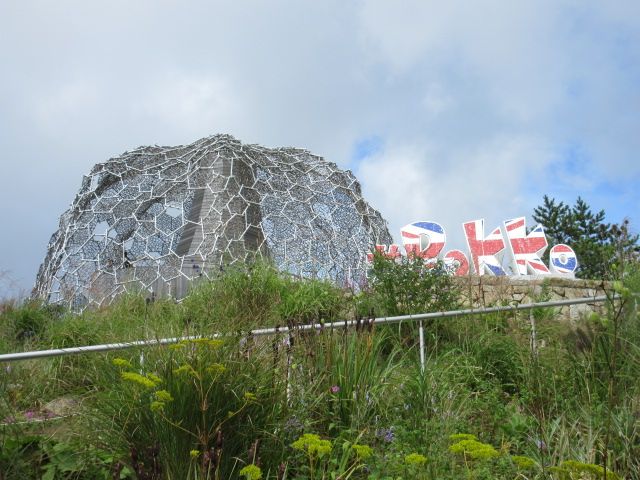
{"left": 532, "top": 195, "right": 638, "bottom": 279}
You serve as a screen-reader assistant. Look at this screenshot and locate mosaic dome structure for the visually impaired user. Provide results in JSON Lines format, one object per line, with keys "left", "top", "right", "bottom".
{"left": 34, "top": 135, "right": 392, "bottom": 309}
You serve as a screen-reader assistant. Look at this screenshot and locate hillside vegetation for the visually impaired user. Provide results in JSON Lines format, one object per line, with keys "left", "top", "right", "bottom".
{"left": 1, "top": 256, "right": 639, "bottom": 479}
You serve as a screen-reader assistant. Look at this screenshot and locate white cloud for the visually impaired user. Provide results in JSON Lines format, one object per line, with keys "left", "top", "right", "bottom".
{"left": 0, "top": 0, "right": 639, "bottom": 291}
{"left": 132, "top": 72, "right": 240, "bottom": 141}
{"left": 357, "top": 134, "right": 552, "bottom": 250}
{"left": 421, "top": 83, "right": 454, "bottom": 117}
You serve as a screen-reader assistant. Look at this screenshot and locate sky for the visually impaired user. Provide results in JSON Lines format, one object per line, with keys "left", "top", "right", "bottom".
{"left": 1, "top": 0, "right": 639, "bottom": 297}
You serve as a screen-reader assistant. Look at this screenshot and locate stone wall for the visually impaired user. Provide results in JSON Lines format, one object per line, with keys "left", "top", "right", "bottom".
{"left": 453, "top": 276, "right": 612, "bottom": 321}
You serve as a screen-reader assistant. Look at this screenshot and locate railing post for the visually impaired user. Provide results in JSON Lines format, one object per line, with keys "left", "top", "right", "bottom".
{"left": 419, "top": 320, "right": 425, "bottom": 373}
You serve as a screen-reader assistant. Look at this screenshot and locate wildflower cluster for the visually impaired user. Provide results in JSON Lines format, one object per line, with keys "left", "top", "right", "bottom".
{"left": 511, "top": 455, "right": 536, "bottom": 470}
{"left": 351, "top": 443, "right": 373, "bottom": 460}
{"left": 121, "top": 371, "right": 161, "bottom": 389}
{"left": 375, "top": 426, "right": 395, "bottom": 443}
{"left": 292, "top": 433, "right": 332, "bottom": 458}
{"left": 550, "top": 460, "right": 621, "bottom": 480}
{"left": 150, "top": 389, "right": 174, "bottom": 412}
{"left": 146, "top": 373, "right": 162, "bottom": 384}
{"left": 448, "top": 433, "right": 499, "bottom": 460}
{"left": 114, "top": 358, "right": 172, "bottom": 413}
{"left": 206, "top": 363, "right": 226, "bottom": 375}
{"left": 405, "top": 452, "right": 428, "bottom": 466}
{"left": 112, "top": 358, "right": 133, "bottom": 369}
{"left": 239, "top": 464, "right": 263, "bottom": 480}
{"left": 173, "top": 364, "right": 198, "bottom": 377}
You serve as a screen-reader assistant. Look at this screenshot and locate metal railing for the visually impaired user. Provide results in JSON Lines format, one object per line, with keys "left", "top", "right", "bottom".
{"left": 0, "top": 295, "right": 615, "bottom": 370}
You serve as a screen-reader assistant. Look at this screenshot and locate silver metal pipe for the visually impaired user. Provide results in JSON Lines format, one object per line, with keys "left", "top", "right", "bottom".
{"left": 0, "top": 295, "right": 615, "bottom": 363}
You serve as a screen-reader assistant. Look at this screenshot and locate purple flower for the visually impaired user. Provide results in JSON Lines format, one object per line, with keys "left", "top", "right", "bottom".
{"left": 535, "top": 439, "right": 547, "bottom": 450}
{"left": 24, "top": 411, "right": 36, "bottom": 420}
{"left": 330, "top": 385, "right": 340, "bottom": 394}
{"left": 376, "top": 427, "right": 395, "bottom": 443}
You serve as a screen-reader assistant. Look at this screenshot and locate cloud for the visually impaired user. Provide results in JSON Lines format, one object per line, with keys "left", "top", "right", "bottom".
{"left": 0, "top": 0, "right": 638, "bottom": 291}
{"left": 356, "top": 134, "right": 552, "bottom": 249}
{"left": 33, "top": 81, "right": 100, "bottom": 129}
{"left": 131, "top": 72, "right": 240, "bottom": 141}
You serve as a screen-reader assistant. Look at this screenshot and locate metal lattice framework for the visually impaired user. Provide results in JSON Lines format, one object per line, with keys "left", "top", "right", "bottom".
{"left": 33, "top": 135, "right": 392, "bottom": 310}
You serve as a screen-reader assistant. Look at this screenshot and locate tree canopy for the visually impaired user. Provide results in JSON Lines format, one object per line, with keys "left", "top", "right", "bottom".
{"left": 532, "top": 195, "right": 639, "bottom": 279}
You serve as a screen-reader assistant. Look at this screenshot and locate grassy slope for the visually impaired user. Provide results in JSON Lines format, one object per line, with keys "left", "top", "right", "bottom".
{"left": 0, "top": 260, "right": 638, "bottom": 479}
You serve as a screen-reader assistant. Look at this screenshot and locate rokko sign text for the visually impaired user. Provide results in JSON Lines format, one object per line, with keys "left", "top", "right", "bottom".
{"left": 368, "top": 217, "right": 578, "bottom": 277}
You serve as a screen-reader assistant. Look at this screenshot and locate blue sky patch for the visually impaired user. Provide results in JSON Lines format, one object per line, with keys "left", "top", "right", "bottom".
{"left": 351, "top": 135, "right": 384, "bottom": 164}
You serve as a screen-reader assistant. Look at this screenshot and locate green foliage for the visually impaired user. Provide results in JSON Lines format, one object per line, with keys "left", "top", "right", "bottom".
{"left": 287, "top": 433, "right": 374, "bottom": 480}
{"left": 182, "top": 261, "right": 286, "bottom": 330}
{"left": 551, "top": 459, "right": 621, "bottom": 480}
{"left": 0, "top": 433, "right": 132, "bottom": 480}
{"left": 90, "top": 335, "right": 283, "bottom": 479}
{"left": 181, "top": 261, "right": 346, "bottom": 331}
{"left": 1, "top": 300, "right": 56, "bottom": 342}
{"left": 472, "top": 330, "right": 525, "bottom": 394}
{"left": 533, "top": 195, "right": 639, "bottom": 279}
{"left": 278, "top": 277, "right": 345, "bottom": 325}
{"left": 2, "top": 256, "right": 640, "bottom": 478}
{"left": 367, "top": 251, "right": 460, "bottom": 316}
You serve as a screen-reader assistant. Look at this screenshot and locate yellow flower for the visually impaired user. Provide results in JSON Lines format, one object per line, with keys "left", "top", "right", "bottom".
{"left": 351, "top": 444, "right": 373, "bottom": 460}
{"left": 244, "top": 392, "right": 257, "bottom": 402}
{"left": 449, "top": 439, "right": 499, "bottom": 460}
{"left": 239, "top": 464, "right": 262, "bottom": 480}
{"left": 291, "top": 433, "right": 332, "bottom": 458}
{"left": 511, "top": 455, "right": 536, "bottom": 470}
{"left": 557, "top": 460, "right": 621, "bottom": 480}
{"left": 310, "top": 439, "right": 332, "bottom": 457}
{"left": 206, "top": 363, "right": 226, "bottom": 375}
{"left": 173, "top": 364, "right": 198, "bottom": 377}
{"left": 112, "top": 358, "right": 133, "bottom": 368}
{"left": 150, "top": 400, "right": 165, "bottom": 412}
{"left": 155, "top": 390, "right": 174, "bottom": 402}
{"left": 207, "top": 339, "right": 224, "bottom": 348}
{"left": 189, "top": 449, "right": 200, "bottom": 459}
{"left": 405, "top": 453, "right": 428, "bottom": 466}
{"left": 121, "top": 371, "right": 156, "bottom": 388}
{"left": 146, "top": 373, "right": 162, "bottom": 385}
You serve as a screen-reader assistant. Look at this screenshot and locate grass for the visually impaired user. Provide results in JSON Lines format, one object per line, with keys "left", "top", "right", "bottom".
{"left": 0, "top": 258, "right": 639, "bottom": 479}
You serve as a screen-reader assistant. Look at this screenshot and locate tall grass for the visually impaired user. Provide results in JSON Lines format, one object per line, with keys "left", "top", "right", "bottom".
{"left": 0, "top": 259, "right": 639, "bottom": 478}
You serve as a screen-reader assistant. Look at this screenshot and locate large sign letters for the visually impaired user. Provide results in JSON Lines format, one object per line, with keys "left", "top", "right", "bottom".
{"left": 369, "top": 216, "right": 578, "bottom": 277}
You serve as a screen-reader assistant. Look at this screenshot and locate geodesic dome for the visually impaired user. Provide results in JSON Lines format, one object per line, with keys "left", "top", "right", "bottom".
{"left": 33, "top": 135, "right": 392, "bottom": 310}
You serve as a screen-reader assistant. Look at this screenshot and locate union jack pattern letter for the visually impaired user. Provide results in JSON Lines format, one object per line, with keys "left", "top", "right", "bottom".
{"left": 503, "top": 217, "right": 550, "bottom": 275}
{"left": 400, "top": 221, "right": 446, "bottom": 260}
{"left": 549, "top": 244, "right": 578, "bottom": 275}
{"left": 463, "top": 219, "right": 506, "bottom": 276}
{"left": 443, "top": 249, "right": 470, "bottom": 276}
{"left": 366, "top": 244, "right": 401, "bottom": 262}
